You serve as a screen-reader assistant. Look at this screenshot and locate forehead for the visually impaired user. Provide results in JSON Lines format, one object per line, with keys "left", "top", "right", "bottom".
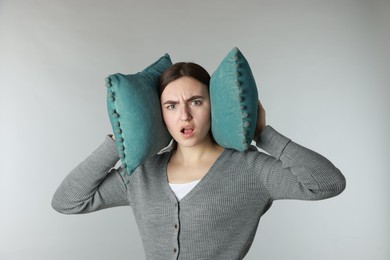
{"left": 161, "top": 76, "right": 209, "bottom": 99}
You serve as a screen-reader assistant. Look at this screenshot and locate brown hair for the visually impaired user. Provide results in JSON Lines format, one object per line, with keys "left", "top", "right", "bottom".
{"left": 159, "top": 62, "right": 210, "bottom": 97}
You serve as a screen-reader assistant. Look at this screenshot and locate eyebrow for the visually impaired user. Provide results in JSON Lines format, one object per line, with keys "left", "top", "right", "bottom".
{"left": 162, "top": 95, "right": 204, "bottom": 105}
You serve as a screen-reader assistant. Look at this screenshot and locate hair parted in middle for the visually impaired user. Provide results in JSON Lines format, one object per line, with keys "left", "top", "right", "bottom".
{"left": 158, "top": 62, "right": 210, "bottom": 97}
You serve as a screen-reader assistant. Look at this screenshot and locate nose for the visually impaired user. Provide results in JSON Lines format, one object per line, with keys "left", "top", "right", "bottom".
{"left": 179, "top": 104, "right": 192, "bottom": 121}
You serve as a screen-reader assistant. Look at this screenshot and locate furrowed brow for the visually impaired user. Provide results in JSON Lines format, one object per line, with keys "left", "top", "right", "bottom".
{"left": 162, "top": 96, "right": 204, "bottom": 105}
{"left": 186, "top": 95, "right": 204, "bottom": 102}
{"left": 162, "top": 100, "right": 179, "bottom": 105}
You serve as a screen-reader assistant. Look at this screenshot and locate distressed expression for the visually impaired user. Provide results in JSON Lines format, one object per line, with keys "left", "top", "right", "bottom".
{"left": 160, "top": 76, "right": 211, "bottom": 148}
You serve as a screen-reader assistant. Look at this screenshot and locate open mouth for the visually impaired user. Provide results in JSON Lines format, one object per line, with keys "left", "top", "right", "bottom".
{"left": 181, "top": 126, "right": 194, "bottom": 135}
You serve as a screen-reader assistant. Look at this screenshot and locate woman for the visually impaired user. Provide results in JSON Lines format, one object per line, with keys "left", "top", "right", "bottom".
{"left": 52, "top": 62, "right": 346, "bottom": 260}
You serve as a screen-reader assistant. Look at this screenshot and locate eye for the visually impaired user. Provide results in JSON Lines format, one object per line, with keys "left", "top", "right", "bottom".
{"left": 191, "top": 99, "right": 203, "bottom": 106}
{"left": 166, "top": 104, "right": 175, "bottom": 110}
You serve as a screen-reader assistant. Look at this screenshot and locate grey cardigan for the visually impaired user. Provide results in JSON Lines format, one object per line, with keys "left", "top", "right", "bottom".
{"left": 52, "top": 126, "right": 346, "bottom": 260}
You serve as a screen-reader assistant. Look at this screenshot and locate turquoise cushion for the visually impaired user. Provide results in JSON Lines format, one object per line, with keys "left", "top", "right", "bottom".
{"left": 210, "top": 47, "right": 259, "bottom": 151}
{"left": 106, "top": 54, "right": 172, "bottom": 176}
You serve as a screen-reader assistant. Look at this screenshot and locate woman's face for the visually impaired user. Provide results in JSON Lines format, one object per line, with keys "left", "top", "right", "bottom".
{"left": 160, "top": 76, "right": 211, "bottom": 148}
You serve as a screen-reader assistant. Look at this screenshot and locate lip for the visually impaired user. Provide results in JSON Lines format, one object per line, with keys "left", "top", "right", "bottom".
{"left": 180, "top": 126, "right": 195, "bottom": 138}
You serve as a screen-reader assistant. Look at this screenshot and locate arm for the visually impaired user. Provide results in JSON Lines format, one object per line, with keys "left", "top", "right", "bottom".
{"left": 51, "top": 135, "right": 129, "bottom": 214}
{"left": 250, "top": 100, "right": 346, "bottom": 200}
{"left": 254, "top": 126, "right": 346, "bottom": 200}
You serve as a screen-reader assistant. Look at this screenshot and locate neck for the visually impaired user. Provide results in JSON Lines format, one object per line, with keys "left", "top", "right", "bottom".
{"left": 173, "top": 138, "right": 223, "bottom": 166}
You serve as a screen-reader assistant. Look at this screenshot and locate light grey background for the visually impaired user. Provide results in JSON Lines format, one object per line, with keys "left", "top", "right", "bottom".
{"left": 0, "top": 0, "right": 389, "bottom": 259}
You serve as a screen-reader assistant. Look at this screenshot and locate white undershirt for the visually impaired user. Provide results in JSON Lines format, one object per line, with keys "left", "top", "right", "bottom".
{"left": 168, "top": 180, "right": 201, "bottom": 201}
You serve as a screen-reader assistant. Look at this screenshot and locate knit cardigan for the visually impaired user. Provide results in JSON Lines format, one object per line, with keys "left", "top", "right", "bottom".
{"left": 52, "top": 126, "right": 346, "bottom": 260}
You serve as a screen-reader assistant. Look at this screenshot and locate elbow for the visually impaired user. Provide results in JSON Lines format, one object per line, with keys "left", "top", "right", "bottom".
{"left": 51, "top": 192, "right": 98, "bottom": 214}
{"left": 333, "top": 168, "right": 347, "bottom": 196}
{"left": 308, "top": 168, "right": 346, "bottom": 200}
{"left": 51, "top": 197, "right": 66, "bottom": 214}
{"left": 321, "top": 168, "right": 347, "bottom": 199}
{"left": 51, "top": 193, "right": 83, "bottom": 215}
{"left": 51, "top": 195, "right": 72, "bottom": 214}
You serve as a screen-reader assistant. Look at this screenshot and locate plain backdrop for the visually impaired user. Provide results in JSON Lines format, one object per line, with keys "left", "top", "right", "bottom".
{"left": 0, "top": 0, "right": 389, "bottom": 259}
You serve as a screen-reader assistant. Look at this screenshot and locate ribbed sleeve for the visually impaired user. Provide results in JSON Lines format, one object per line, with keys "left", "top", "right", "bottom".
{"left": 256, "top": 125, "right": 291, "bottom": 159}
{"left": 254, "top": 125, "right": 346, "bottom": 200}
{"left": 51, "top": 135, "right": 129, "bottom": 214}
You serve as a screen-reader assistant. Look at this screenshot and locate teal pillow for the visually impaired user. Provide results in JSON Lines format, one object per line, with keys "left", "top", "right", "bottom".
{"left": 210, "top": 47, "right": 259, "bottom": 151}
{"left": 106, "top": 54, "right": 172, "bottom": 176}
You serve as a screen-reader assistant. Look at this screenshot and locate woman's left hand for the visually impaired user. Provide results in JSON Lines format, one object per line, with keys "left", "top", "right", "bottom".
{"left": 253, "top": 100, "right": 266, "bottom": 141}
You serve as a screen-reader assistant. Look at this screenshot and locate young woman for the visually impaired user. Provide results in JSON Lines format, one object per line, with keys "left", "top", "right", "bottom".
{"left": 52, "top": 62, "right": 346, "bottom": 260}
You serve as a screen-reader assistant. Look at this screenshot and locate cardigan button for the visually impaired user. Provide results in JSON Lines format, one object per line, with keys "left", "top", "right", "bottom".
{"left": 173, "top": 248, "right": 177, "bottom": 253}
{"left": 174, "top": 224, "right": 178, "bottom": 229}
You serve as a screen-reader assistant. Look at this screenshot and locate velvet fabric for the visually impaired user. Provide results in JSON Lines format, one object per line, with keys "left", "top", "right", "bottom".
{"left": 106, "top": 54, "right": 172, "bottom": 175}
{"left": 210, "top": 47, "right": 259, "bottom": 151}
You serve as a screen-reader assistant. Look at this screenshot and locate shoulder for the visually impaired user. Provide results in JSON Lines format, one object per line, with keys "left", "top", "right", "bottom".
{"left": 147, "top": 146, "right": 172, "bottom": 165}
{"left": 222, "top": 145, "right": 277, "bottom": 176}
{"left": 209, "top": 147, "right": 273, "bottom": 199}
{"left": 129, "top": 149, "right": 171, "bottom": 178}
{"left": 218, "top": 145, "right": 271, "bottom": 170}
{"left": 228, "top": 144, "right": 269, "bottom": 160}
